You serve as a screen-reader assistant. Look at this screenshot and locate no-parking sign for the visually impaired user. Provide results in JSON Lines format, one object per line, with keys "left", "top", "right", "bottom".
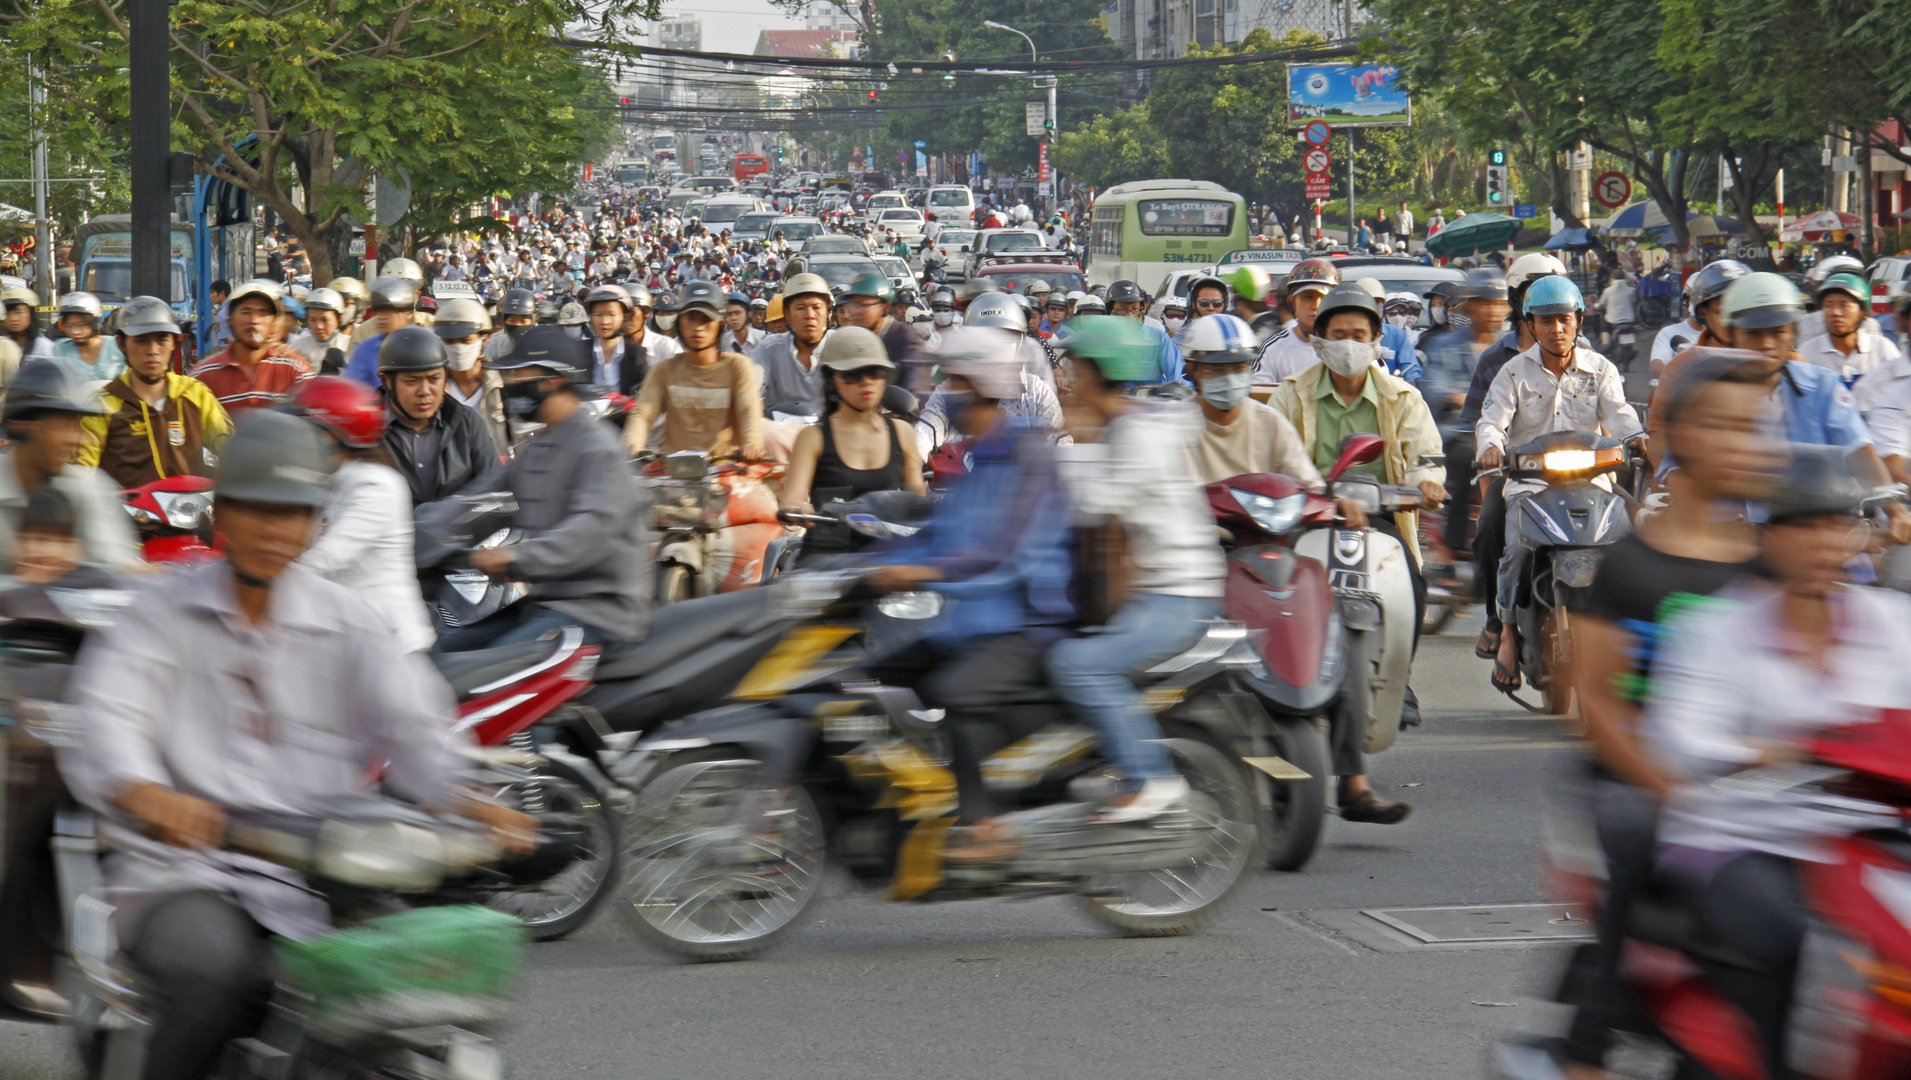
{"left": 1595, "top": 171, "right": 1631, "bottom": 209}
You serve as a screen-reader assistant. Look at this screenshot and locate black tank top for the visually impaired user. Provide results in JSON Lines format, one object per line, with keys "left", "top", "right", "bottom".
{"left": 806, "top": 411, "right": 906, "bottom": 556}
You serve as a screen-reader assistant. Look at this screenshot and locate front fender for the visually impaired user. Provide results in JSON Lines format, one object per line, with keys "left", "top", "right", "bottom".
{"left": 658, "top": 536, "right": 706, "bottom": 573}
{"left": 632, "top": 702, "right": 815, "bottom": 789}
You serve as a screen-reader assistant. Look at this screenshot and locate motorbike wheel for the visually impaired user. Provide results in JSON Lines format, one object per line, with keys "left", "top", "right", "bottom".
{"left": 1263, "top": 715, "right": 1330, "bottom": 872}
{"left": 619, "top": 750, "right": 825, "bottom": 961}
{"left": 657, "top": 564, "right": 694, "bottom": 606}
{"left": 1541, "top": 605, "right": 1574, "bottom": 718}
{"left": 484, "top": 759, "right": 619, "bottom": 942}
{"left": 1420, "top": 599, "right": 1455, "bottom": 636}
{"left": 1080, "top": 728, "right": 1261, "bottom": 937}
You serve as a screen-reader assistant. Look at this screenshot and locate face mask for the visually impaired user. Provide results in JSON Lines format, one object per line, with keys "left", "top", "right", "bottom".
{"left": 1163, "top": 316, "right": 1186, "bottom": 334}
{"left": 1429, "top": 305, "right": 1447, "bottom": 327}
{"left": 1449, "top": 311, "right": 1473, "bottom": 333}
{"left": 1198, "top": 370, "right": 1251, "bottom": 411}
{"left": 500, "top": 379, "right": 552, "bottom": 419}
{"left": 933, "top": 310, "right": 955, "bottom": 327}
{"left": 505, "top": 323, "right": 530, "bottom": 343}
{"left": 1386, "top": 313, "right": 1417, "bottom": 330}
{"left": 1312, "top": 337, "right": 1381, "bottom": 378}
{"left": 445, "top": 340, "right": 482, "bottom": 371}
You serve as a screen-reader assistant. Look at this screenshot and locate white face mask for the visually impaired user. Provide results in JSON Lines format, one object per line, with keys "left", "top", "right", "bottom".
{"left": 444, "top": 340, "right": 482, "bottom": 371}
{"left": 933, "top": 310, "right": 956, "bottom": 327}
{"left": 1312, "top": 337, "right": 1381, "bottom": 378}
{"left": 1163, "top": 315, "right": 1186, "bottom": 334}
{"left": 1386, "top": 313, "right": 1417, "bottom": 330}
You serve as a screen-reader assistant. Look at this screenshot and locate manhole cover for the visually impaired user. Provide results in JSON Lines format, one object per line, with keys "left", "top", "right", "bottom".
{"left": 1360, "top": 903, "right": 1594, "bottom": 944}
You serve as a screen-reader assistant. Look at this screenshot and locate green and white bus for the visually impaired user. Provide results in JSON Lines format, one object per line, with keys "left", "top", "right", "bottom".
{"left": 1085, "top": 179, "right": 1248, "bottom": 293}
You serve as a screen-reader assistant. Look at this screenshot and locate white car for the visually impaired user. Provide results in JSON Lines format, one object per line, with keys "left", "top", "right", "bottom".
{"left": 862, "top": 190, "right": 909, "bottom": 230}
{"left": 924, "top": 228, "right": 978, "bottom": 279}
{"left": 875, "top": 208, "right": 926, "bottom": 245}
{"left": 955, "top": 228, "right": 1048, "bottom": 280}
{"left": 925, "top": 185, "right": 976, "bottom": 226}
{"left": 872, "top": 255, "right": 914, "bottom": 296}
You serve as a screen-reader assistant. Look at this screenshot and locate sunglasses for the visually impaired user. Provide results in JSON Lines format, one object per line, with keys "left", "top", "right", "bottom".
{"left": 834, "top": 366, "right": 889, "bottom": 384}
{"left": 1193, "top": 298, "right": 1226, "bottom": 310}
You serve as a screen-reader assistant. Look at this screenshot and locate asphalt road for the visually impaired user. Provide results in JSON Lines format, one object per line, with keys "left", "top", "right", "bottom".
{"left": 0, "top": 610, "right": 1587, "bottom": 1080}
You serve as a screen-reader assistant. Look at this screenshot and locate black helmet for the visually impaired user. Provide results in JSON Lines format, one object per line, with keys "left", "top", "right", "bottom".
{"left": 490, "top": 325, "right": 589, "bottom": 382}
{"left": 1767, "top": 444, "right": 1867, "bottom": 524}
{"left": 1185, "top": 274, "right": 1230, "bottom": 307}
{"left": 367, "top": 275, "right": 419, "bottom": 312}
{"left": 1461, "top": 267, "right": 1509, "bottom": 302}
{"left": 1106, "top": 279, "right": 1148, "bottom": 305}
{"left": 377, "top": 324, "right": 448, "bottom": 373}
{"left": 847, "top": 271, "right": 895, "bottom": 303}
{"left": 534, "top": 299, "right": 561, "bottom": 323}
{"left": 1427, "top": 280, "right": 1460, "bottom": 304}
{"left": 499, "top": 288, "right": 537, "bottom": 317}
{"left": 3, "top": 359, "right": 107, "bottom": 425}
{"left": 676, "top": 280, "right": 726, "bottom": 320}
{"left": 1314, "top": 283, "right": 1383, "bottom": 333}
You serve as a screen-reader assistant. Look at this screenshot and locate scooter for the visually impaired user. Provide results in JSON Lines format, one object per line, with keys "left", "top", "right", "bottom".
{"left": 415, "top": 491, "right": 526, "bottom": 632}
{"left": 118, "top": 475, "right": 219, "bottom": 563}
{"left": 640, "top": 451, "right": 785, "bottom": 604}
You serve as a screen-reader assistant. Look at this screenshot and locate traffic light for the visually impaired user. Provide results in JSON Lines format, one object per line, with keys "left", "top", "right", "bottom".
{"left": 1486, "top": 149, "right": 1508, "bottom": 205}
{"left": 942, "top": 52, "right": 955, "bottom": 83}
{"left": 620, "top": 97, "right": 628, "bottom": 106}
{"left": 868, "top": 90, "right": 878, "bottom": 101}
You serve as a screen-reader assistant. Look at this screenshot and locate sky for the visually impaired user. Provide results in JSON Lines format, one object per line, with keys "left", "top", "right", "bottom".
{"left": 649, "top": 0, "right": 816, "bottom": 54}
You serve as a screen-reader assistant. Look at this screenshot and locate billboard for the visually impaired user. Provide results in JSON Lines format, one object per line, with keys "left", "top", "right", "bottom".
{"left": 1286, "top": 64, "right": 1411, "bottom": 127}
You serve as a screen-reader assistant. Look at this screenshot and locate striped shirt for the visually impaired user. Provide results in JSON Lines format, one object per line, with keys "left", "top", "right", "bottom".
{"left": 188, "top": 345, "right": 313, "bottom": 412}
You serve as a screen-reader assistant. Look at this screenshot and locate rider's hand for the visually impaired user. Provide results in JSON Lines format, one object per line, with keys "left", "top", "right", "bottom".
{"left": 1418, "top": 480, "right": 1447, "bottom": 510}
{"left": 1335, "top": 498, "right": 1369, "bottom": 530}
{"left": 1477, "top": 445, "right": 1505, "bottom": 471}
{"left": 866, "top": 564, "right": 943, "bottom": 593}
{"left": 1886, "top": 502, "right": 1911, "bottom": 546}
{"left": 470, "top": 547, "right": 517, "bottom": 578}
{"left": 459, "top": 795, "right": 541, "bottom": 857}
{"left": 120, "top": 781, "right": 224, "bottom": 849}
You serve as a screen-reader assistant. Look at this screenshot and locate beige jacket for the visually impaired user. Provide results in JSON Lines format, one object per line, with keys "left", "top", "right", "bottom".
{"left": 1267, "top": 361, "right": 1446, "bottom": 563}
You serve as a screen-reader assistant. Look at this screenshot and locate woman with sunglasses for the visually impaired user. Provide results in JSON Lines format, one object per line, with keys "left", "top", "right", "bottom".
{"left": 780, "top": 326, "right": 926, "bottom": 563}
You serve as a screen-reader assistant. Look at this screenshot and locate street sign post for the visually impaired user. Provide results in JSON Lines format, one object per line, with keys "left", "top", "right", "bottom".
{"left": 1303, "top": 148, "right": 1331, "bottom": 174}
{"left": 1513, "top": 203, "right": 1536, "bottom": 219}
{"left": 1595, "top": 171, "right": 1631, "bottom": 209}
{"left": 1025, "top": 101, "right": 1046, "bottom": 138}
{"left": 1304, "top": 146, "right": 1332, "bottom": 201}
{"left": 1302, "top": 120, "right": 1332, "bottom": 146}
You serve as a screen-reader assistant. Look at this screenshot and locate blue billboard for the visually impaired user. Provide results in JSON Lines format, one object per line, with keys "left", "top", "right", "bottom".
{"left": 1286, "top": 64, "right": 1411, "bottom": 128}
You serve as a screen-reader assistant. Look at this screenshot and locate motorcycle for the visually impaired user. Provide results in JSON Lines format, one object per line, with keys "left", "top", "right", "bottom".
{"left": 1477, "top": 431, "right": 1645, "bottom": 715}
{"left": 640, "top": 451, "right": 785, "bottom": 605}
{"left": 1205, "top": 434, "right": 1420, "bottom": 871}
{"left": 415, "top": 491, "right": 526, "bottom": 633}
{"left": 608, "top": 517, "right": 1266, "bottom": 961}
{"left": 118, "top": 475, "right": 219, "bottom": 563}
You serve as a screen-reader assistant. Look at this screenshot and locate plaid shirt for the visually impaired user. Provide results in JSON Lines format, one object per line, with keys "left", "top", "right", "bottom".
{"left": 188, "top": 344, "right": 313, "bottom": 411}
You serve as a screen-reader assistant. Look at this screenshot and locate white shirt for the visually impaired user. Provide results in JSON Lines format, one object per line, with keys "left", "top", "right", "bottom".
{"left": 1598, "top": 280, "right": 1636, "bottom": 325}
{"left": 1475, "top": 345, "right": 1642, "bottom": 495}
{"left": 1253, "top": 327, "right": 1319, "bottom": 386}
{"left": 1650, "top": 319, "right": 1701, "bottom": 368}
{"left": 1798, "top": 331, "right": 1904, "bottom": 394}
{"left": 294, "top": 460, "right": 437, "bottom": 652}
{"left": 1056, "top": 401, "right": 1225, "bottom": 599}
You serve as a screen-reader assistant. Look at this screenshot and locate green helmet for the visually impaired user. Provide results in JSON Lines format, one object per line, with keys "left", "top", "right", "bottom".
{"left": 846, "top": 271, "right": 896, "bottom": 303}
{"left": 1224, "top": 266, "right": 1273, "bottom": 304}
{"left": 1722, "top": 272, "right": 1805, "bottom": 329}
{"left": 1062, "top": 315, "right": 1157, "bottom": 382}
{"left": 1817, "top": 272, "right": 1870, "bottom": 306}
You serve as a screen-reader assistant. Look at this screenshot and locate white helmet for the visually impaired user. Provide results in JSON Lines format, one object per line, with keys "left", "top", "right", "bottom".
{"left": 1810, "top": 254, "right": 1865, "bottom": 283}
{"left": 1506, "top": 252, "right": 1569, "bottom": 291}
{"left": 1177, "top": 313, "right": 1258, "bottom": 363}
{"left": 57, "top": 292, "right": 103, "bottom": 320}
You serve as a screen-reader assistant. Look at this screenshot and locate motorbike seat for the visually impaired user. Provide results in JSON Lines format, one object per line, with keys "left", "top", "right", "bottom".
{"left": 430, "top": 637, "right": 567, "bottom": 698}
{"left": 595, "top": 590, "right": 769, "bottom": 681}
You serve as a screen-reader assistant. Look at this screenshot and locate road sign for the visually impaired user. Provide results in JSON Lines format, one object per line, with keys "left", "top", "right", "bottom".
{"left": 1302, "top": 120, "right": 1332, "bottom": 146}
{"left": 1513, "top": 203, "right": 1536, "bottom": 219}
{"left": 1305, "top": 173, "right": 1332, "bottom": 200}
{"left": 1594, "top": 171, "right": 1631, "bottom": 209}
{"left": 1026, "top": 101, "right": 1047, "bottom": 137}
{"left": 1303, "top": 148, "right": 1331, "bottom": 174}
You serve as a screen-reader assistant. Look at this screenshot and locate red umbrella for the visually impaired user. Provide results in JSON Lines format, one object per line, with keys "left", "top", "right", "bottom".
{"left": 1782, "top": 209, "right": 1862, "bottom": 239}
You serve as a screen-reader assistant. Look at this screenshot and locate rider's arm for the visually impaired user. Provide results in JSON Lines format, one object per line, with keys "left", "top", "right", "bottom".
{"left": 624, "top": 364, "right": 667, "bottom": 454}
{"left": 62, "top": 470, "right": 144, "bottom": 573}
{"left": 507, "top": 435, "right": 638, "bottom": 582}
{"left": 1594, "top": 363, "right": 1645, "bottom": 442}
{"left": 894, "top": 417, "right": 927, "bottom": 495}
{"left": 1574, "top": 611, "right": 1671, "bottom": 798}
{"left": 779, "top": 425, "right": 824, "bottom": 512}
{"left": 1397, "top": 390, "right": 1447, "bottom": 489}
{"left": 730, "top": 354, "right": 766, "bottom": 460}
{"left": 1473, "top": 362, "right": 1519, "bottom": 465}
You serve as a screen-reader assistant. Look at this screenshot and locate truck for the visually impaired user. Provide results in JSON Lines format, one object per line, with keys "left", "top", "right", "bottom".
{"left": 71, "top": 214, "right": 197, "bottom": 326}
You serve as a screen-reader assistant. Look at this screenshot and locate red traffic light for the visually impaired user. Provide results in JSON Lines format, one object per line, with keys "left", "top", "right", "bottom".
{"left": 620, "top": 97, "right": 628, "bottom": 105}
{"left": 868, "top": 90, "right": 878, "bottom": 100}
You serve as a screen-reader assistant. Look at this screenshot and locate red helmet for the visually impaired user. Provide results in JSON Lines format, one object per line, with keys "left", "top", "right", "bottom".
{"left": 286, "top": 375, "right": 387, "bottom": 449}
{"left": 1284, "top": 258, "right": 1341, "bottom": 297}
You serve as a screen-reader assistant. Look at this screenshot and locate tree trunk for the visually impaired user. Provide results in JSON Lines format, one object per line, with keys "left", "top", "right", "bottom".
{"left": 1547, "top": 155, "right": 1586, "bottom": 230}
{"left": 1724, "top": 145, "right": 1772, "bottom": 248}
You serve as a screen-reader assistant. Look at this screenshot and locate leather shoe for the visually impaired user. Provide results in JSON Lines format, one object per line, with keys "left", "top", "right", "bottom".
{"left": 1339, "top": 789, "right": 1412, "bottom": 825}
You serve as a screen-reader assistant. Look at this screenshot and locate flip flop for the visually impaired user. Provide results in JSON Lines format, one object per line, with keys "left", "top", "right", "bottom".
{"left": 1475, "top": 627, "right": 1501, "bottom": 659}
{"left": 1491, "top": 656, "right": 1522, "bottom": 694}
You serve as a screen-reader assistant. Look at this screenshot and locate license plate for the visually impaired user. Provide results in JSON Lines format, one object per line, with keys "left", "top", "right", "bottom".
{"left": 1618, "top": 332, "right": 1635, "bottom": 344}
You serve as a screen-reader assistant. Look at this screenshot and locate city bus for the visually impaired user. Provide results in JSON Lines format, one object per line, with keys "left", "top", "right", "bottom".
{"left": 1085, "top": 179, "right": 1248, "bottom": 293}
{"left": 733, "top": 153, "right": 769, "bottom": 182}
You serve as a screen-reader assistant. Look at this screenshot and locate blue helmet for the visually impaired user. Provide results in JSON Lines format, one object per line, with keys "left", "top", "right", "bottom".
{"left": 1523, "top": 275, "right": 1585, "bottom": 317}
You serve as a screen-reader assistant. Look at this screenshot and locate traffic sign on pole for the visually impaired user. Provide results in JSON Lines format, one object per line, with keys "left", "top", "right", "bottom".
{"left": 1513, "top": 203, "right": 1536, "bottom": 219}
{"left": 1304, "top": 145, "right": 1332, "bottom": 201}
{"left": 1302, "top": 120, "right": 1332, "bottom": 146}
{"left": 1594, "top": 171, "right": 1631, "bottom": 209}
{"left": 1303, "top": 148, "right": 1331, "bottom": 174}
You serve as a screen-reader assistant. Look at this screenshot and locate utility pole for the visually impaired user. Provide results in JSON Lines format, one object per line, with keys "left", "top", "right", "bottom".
{"left": 27, "top": 59, "right": 50, "bottom": 301}
{"left": 128, "top": 0, "right": 171, "bottom": 299}
{"left": 1346, "top": 130, "right": 1356, "bottom": 245}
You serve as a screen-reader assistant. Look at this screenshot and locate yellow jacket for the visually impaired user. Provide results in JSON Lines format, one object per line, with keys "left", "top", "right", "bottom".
{"left": 79, "top": 371, "right": 234, "bottom": 490}
{"left": 1267, "top": 361, "right": 1446, "bottom": 563}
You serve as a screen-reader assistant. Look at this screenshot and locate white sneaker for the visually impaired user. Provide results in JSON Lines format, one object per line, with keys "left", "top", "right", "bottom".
{"left": 1096, "top": 776, "right": 1190, "bottom": 823}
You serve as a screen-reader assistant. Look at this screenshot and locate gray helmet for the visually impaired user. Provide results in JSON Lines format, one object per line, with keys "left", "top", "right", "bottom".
{"left": 367, "top": 275, "right": 419, "bottom": 312}
{"left": 964, "top": 292, "right": 1026, "bottom": 332}
{"left": 677, "top": 280, "right": 726, "bottom": 321}
{"left": 381, "top": 257, "right": 426, "bottom": 288}
{"left": 303, "top": 287, "right": 345, "bottom": 315}
{"left": 213, "top": 409, "right": 335, "bottom": 509}
{"left": 1767, "top": 444, "right": 1866, "bottom": 524}
{"left": 1021, "top": 278, "right": 1052, "bottom": 299}
{"left": 626, "top": 284, "right": 655, "bottom": 310}
{"left": 1461, "top": 267, "right": 1509, "bottom": 302}
{"left": 1105, "top": 279, "right": 1148, "bottom": 305}
{"left": 490, "top": 325, "right": 589, "bottom": 382}
{"left": 4, "top": 360, "right": 107, "bottom": 424}
{"left": 1314, "top": 283, "right": 1383, "bottom": 333}
{"left": 499, "top": 288, "right": 538, "bottom": 317}
{"left": 114, "top": 295, "right": 182, "bottom": 337}
{"left": 1074, "top": 294, "right": 1107, "bottom": 314}
{"left": 1689, "top": 259, "right": 1752, "bottom": 308}
{"left": 585, "top": 283, "right": 634, "bottom": 314}
{"left": 377, "top": 324, "right": 448, "bottom": 373}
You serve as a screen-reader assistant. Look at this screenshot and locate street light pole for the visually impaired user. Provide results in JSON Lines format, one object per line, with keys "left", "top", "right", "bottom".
{"left": 984, "top": 20, "right": 1056, "bottom": 213}
{"left": 128, "top": 0, "right": 171, "bottom": 299}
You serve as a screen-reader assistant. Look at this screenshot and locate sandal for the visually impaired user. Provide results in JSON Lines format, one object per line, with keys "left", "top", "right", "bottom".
{"left": 1474, "top": 626, "right": 1501, "bottom": 659}
{"left": 1491, "top": 656, "right": 1522, "bottom": 694}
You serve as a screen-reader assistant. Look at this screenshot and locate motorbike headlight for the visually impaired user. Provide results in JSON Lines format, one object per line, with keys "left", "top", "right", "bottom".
{"left": 313, "top": 819, "right": 449, "bottom": 891}
{"left": 149, "top": 488, "right": 214, "bottom": 530}
{"left": 1540, "top": 447, "right": 1623, "bottom": 474}
{"left": 876, "top": 591, "right": 943, "bottom": 620}
{"left": 475, "top": 528, "right": 512, "bottom": 551}
{"left": 1228, "top": 489, "right": 1306, "bottom": 535}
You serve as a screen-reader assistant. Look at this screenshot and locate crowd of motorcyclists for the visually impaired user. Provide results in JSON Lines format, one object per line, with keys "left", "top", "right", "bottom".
{"left": 8, "top": 162, "right": 1911, "bottom": 1079}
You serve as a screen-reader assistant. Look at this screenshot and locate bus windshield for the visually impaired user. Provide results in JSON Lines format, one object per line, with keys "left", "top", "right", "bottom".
{"left": 1137, "top": 199, "right": 1235, "bottom": 236}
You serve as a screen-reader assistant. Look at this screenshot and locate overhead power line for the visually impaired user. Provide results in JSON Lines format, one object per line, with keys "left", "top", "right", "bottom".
{"left": 563, "top": 35, "right": 1359, "bottom": 73}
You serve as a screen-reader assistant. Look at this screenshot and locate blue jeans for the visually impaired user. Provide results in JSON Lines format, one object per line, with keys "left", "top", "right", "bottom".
{"left": 1045, "top": 593, "right": 1219, "bottom": 782}
{"left": 434, "top": 602, "right": 619, "bottom": 654}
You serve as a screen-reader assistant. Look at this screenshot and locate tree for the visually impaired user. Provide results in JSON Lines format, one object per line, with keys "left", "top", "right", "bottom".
{"left": 1050, "top": 105, "right": 1168, "bottom": 189}
{"left": 0, "top": 0, "right": 657, "bottom": 284}
{"left": 0, "top": 61, "right": 130, "bottom": 242}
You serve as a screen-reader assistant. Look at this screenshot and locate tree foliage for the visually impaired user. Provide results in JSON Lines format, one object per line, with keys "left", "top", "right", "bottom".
{"left": 0, "top": 0, "right": 653, "bottom": 283}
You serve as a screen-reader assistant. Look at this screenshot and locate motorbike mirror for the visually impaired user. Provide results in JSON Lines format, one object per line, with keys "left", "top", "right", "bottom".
{"left": 882, "top": 384, "right": 919, "bottom": 419}
{"left": 1417, "top": 453, "right": 1446, "bottom": 467}
{"left": 1327, "top": 433, "right": 1387, "bottom": 482}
